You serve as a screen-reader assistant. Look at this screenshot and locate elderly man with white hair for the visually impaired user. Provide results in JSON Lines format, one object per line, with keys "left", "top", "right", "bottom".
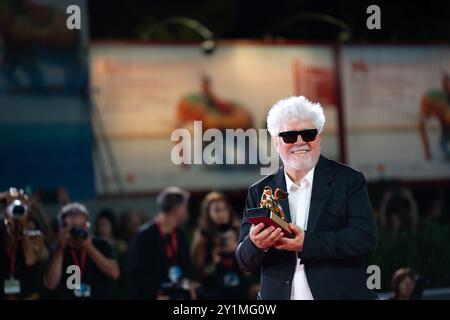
{"left": 236, "top": 96, "right": 378, "bottom": 300}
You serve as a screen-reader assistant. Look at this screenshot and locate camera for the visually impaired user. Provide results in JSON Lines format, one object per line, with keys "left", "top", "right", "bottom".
{"left": 216, "top": 223, "right": 236, "bottom": 257}
{"left": 217, "top": 223, "right": 232, "bottom": 245}
{"left": 70, "top": 226, "right": 89, "bottom": 240}
{"left": 2, "top": 188, "right": 30, "bottom": 220}
{"left": 6, "top": 199, "right": 28, "bottom": 219}
{"left": 160, "top": 279, "right": 192, "bottom": 300}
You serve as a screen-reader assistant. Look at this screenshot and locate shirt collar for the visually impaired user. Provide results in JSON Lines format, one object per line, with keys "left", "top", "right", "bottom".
{"left": 284, "top": 166, "right": 315, "bottom": 192}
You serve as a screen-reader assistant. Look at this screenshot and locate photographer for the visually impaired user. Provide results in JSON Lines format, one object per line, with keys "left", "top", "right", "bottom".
{"left": 0, "top": 188, "right": 44, "bottom": 300}
{"left": 191, "top": 192, "right": 253, "bottom": 300}
{"left": 128, "top": 187, "right": 193, "bottom": 300}
{"left": 44, "top": 203, "right": 119, "bottom": 299}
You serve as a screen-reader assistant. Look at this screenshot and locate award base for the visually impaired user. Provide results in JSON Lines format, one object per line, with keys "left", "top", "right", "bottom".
{"left": 246, "top": 207, "right": 294, "bottom": 238}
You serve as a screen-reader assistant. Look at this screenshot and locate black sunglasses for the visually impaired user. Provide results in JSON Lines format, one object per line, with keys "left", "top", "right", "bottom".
{"left": 278, "top": 129, "right": 318, "bottom": 143}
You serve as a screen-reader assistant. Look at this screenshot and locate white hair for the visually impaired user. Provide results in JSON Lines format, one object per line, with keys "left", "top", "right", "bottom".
{"left": 267, "top": 96, "right": 325, "bottom": 136}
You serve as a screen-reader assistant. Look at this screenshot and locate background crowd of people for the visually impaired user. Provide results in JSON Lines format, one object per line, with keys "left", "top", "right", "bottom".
{"left": 1, "top": 181, "right": 449, "bottom": 300}
{"left": 0, "top": 187, "right": 262, "bottom": 300}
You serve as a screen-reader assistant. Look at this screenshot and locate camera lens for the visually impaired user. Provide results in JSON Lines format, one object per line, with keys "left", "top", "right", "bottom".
{"left": 70, "top": 227, "right": 89, "bottom": 240}
{"left": 12, "top": 205, "right": 26, "bottom": 216}
{"left": 7, "top": 200, "right": 28, "bottom": 218}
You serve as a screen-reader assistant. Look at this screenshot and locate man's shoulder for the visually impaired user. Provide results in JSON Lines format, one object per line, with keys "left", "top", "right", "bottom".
{"left": 248, "top": 156, "right": 365, "bottom": 191}
{"left": 326, "top": 157, "right": 362, "bottom": 176}
{"left": 133, "top": 221, "right": 157, "bottom": 243}
{"left": 248, "top": 167, "right": 282, "bottom": 191}
{"left": 322, "top": 156, "right": 366, "bottom": 187}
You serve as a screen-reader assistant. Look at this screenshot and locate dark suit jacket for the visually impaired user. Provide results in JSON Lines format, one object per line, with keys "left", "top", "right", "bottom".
{"left": 235, "top": 155, "right": 378, "bottom": 300}
{"left": 127, "top": 221, "right": 192, "bottom": 299}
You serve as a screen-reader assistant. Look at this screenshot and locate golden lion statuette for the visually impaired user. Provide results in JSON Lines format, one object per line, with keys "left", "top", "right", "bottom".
{"left": 246, "top": 186, "right": 294, "bottom": 238}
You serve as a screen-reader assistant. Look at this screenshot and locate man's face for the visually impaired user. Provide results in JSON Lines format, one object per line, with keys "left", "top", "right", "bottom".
{"left": 273, "top": 119, "right": 321, "bottom": 173}
{"left": 172, "top": 202, "right": 189, "bottom": 226}
{"left": 64, "top": 212, "right": 88, "bottom": 229}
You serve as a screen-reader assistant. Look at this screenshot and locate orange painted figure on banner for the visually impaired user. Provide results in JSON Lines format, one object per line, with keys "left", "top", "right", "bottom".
{"left": 419, "top": 72, "right": 450, "bottom": 161}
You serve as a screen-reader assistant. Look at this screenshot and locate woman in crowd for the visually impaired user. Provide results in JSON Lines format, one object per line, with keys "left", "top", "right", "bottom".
{"left": 117, "top": 209, "right": 145, "bottom": 247}
{"left": 95, "top": 208, "right": 128, "bottom": 299}
{"left": 190, "top": 192, "right": 257, "bottom": 300}
{"left": 95, "top": 208, "right": 126, "bottom": 251}
{"left": 390, "top": 268, "right": 417, "bottom": 300}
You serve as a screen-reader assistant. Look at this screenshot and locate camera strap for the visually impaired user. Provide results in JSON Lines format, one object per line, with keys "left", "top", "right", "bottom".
{"left": 8, "top": 243, "right": 17, "bottom": 277}
{"left": 222, "top": 256, "right": 234, "bottom": 271}
{"left": 156, "top": 223, "right": 178, "bottom": 265}
{"left": 70, "top": 249, "right": 87, "bottom": 278}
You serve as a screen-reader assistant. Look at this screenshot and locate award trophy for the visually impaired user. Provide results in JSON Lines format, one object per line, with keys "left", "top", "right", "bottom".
{"left": 247, "top": 186, "right": 294, "bottom": 238}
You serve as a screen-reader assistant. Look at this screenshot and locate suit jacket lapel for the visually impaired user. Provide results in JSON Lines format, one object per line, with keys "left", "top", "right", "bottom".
{"left": 271, "top": 166, "right": 292, "bottom": 223}
{"left": 307, "top": 155, "right": 334, "bottom": 232}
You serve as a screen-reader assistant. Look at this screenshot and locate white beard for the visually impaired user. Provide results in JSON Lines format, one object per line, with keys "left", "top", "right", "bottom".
{"left": 280, "top": 148, "right": 320, "bottom": 172}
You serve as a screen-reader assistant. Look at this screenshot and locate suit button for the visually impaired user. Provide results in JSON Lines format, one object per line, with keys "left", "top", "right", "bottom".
{"left": 285, "top": 280, "right": 291, "bottom": 285}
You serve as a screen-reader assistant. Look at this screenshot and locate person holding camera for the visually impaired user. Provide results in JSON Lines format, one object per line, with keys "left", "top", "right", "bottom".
{"left": 0, "top": 188, "right": 45, "bottom": 300}
{"left": 44, "top": 202, "right": 119, "bottom": 299}
{"left": 128, "top": 187, "right": 193, "bottom": 300}
{"left": 191, "top": 192, "right": 253, "bottom": 300}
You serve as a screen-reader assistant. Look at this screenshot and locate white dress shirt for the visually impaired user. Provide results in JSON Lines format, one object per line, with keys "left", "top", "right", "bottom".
{"left": 285, "top": 166, "right": 315, "bottom": 300}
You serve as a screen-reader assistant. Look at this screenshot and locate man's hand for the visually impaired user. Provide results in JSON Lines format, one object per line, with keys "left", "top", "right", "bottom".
{"left": 56, "top": 227, "right": 70, "bottom": 250}
{"left": 250, "top": 223, "right": 284, "bottom": 250}
{"left": 81, "top": 232, "right": 94, "bottom": 251}
{"left": 273, "top": 224, "right": 304, "bottom": 252}
{"left": 81, "top": 232, "right": 120, "bottom": 280}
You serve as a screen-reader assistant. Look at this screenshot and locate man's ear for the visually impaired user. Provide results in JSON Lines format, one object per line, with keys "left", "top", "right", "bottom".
{"left": 272, "top": 136, "right": 279, "bottom": 152}
{"left": 316, "top": 133, "right": 321, "bottom": 143}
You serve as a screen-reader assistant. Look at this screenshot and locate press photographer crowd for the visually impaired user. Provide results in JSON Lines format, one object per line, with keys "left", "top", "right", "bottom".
{"left": 0, "top": 187, "right": 257, "bottom": 300}
{"left": 1, "top": 183, "right": 449, "bottom": 300}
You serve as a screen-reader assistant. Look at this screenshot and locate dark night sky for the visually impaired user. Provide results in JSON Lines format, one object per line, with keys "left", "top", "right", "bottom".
{"left": 88, "top": 0, "right": 450, "bottom": 41}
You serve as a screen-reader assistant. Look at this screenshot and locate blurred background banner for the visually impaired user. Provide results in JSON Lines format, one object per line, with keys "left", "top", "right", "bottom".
{"left": 341, "top": 45, "right": 450, "bottom": 180}
{"left": 0, "top": 0, "right": 94, "bottom": 199}
{"left": 89, "top": 42, "right": 339, "bottom": 195}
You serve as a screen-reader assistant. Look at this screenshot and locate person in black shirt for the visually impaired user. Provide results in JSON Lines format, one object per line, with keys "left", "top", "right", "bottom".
{"left": 128, "top": 187, "right": 193, "bottom": 299}
{"left": 191, "top": 192, "right": 252, "bottom": 300}
{"left": 44, "top": 202, "right": 119, "bottom": 299}
{"left": 0, "top": 188, "right": 44, "bottom": 300}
